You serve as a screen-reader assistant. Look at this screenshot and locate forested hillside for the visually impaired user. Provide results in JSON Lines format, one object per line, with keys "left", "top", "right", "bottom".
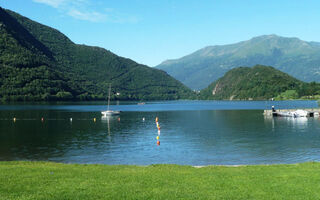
{"left": 200, "top": 65, "right": 320, "bottom": 100}
{"left": 0, "top": 7, "right": 194, "bottom": 101}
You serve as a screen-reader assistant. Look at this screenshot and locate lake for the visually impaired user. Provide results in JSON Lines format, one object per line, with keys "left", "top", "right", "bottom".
{"left": 0, "top": 100, "right": 320, "bottom": 165}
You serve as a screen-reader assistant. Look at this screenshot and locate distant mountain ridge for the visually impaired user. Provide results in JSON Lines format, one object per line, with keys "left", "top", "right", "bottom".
{"left": 0, "top": 7, "right": 194, "bottom": 101}
{"left": 156, "top": 35, "right": 320, "bottom": 90}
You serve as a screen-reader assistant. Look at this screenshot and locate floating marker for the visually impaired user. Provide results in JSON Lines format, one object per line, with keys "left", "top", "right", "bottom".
{"left": 93, "top": 118, "right": 96, "bottom": 122}
{"left": 13, "top": 117, "right": 16, "bottom": 122}
{"left": 41, "top": 117, "right": 44, "bottom": 122}
{"left": 118, "top": 117, "right": 120, "bottom": 122}
{"left": 70, "top": 118, "right": 72, "bottom": 122}
{"left": 155, "top": 117, "right": 161, "bottom": 146}
{"left": 142, "top": 117, "right": 145, "bottom": 121}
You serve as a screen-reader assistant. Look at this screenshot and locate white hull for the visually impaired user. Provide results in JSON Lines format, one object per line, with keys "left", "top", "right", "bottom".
{"left": 101, "top": 110, "right": 120, "bottom": 116}
{"left": 276, "top": 109, "right": 308, "bottom": 117}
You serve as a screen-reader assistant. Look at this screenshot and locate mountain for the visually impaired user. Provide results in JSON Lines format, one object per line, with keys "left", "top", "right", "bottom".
{"left": 200, "top": 65, "right": 304, "bottom": 100}
{"left": 0, "top": 7, "right": 194, "bottom": 101}
{"left": 156, "top": 35, "right": 320, "bottom": 90}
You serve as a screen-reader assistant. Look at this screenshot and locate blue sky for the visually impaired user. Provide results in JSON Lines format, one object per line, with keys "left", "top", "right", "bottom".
{"left": 1, "top": 0, "right": 320, "bottom": 66}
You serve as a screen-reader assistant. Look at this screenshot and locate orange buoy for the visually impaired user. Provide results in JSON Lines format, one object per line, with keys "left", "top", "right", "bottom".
{"left": 157, "top": 140, "right": 160, "bottom": 145}
{"left": 155, "top": 117, "right": 158, "bottom": 122}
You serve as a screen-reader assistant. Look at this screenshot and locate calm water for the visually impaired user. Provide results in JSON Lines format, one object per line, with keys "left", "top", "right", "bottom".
{"left": 0, "top": 100, "right": 320, "bottom": 165}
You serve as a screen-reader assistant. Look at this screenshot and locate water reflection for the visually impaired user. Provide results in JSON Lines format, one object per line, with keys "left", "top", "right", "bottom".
{"left": 286, "top": 117, "right": 308, "bottom": 128}
{"left": 264, "top": 115, "right": 310, "bottom": 131}
{"left": 1, "top": 101, "right": 320, "bottom": 165}
{"left": 101, "top": 116, "right": 111, "bottom": 135}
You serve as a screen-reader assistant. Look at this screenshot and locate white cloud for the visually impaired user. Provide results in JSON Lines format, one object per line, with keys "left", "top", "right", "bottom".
{"left": 32, "top": 0, "right": 66, "bottom": 8}
{"left": 67, "top": 9, "right": 107, "bottom": 22}
{"left": 32, "top": 0, "right": 138, "bottom": 24}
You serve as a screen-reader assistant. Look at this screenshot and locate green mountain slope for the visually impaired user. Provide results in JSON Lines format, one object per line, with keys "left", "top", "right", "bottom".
{"left": 200, "top": 65, "right": 305, "bottom": 100}
{"left": 156, "top": 35, "right": 320, "bottom": 90}
{"left": 0, "top": 7, "right": 194, "bottom": 101}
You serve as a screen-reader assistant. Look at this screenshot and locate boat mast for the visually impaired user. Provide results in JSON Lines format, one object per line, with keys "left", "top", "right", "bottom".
{"left": 107, "top": 83, "right": 111, "bottom": 111}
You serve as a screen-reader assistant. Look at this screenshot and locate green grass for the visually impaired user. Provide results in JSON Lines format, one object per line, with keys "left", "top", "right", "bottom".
{"left": 1, "top": 161, "right": 320, "bottom": 199}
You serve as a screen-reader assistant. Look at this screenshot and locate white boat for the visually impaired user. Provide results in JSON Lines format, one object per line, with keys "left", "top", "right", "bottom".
{"left": 101, "top": 110, "right": 120, "bottom": 116}
{"left": 101, "top": 84, "right": 120, "bottom": 117}
{"left": 276, "top": 109, "right": 308, "bottom": 117}
{"left": 293, "top": 109, "right": 308, "bottom": 117}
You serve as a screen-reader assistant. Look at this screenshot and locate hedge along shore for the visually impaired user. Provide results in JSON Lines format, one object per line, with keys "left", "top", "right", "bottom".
{"left": 1, "top": 161, "right": 320, "bottom": 200}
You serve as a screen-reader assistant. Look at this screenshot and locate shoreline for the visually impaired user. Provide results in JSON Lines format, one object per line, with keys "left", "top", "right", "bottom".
{"left": 1, "top": 160, "right": 311, "bottom": 167}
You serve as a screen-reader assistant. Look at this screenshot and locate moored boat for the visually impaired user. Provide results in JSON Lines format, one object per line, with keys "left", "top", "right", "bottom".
{"left": 274, "top": 109, "right": 308, "bottom": 117}
{"left": 101, "top": 84, "right": 120, "bottom": 117}
{"left": 101, "top": 110, "right": 120, "bottom": 116}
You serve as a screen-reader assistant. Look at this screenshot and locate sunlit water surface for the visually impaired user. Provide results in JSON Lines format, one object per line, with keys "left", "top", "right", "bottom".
{"left": 1, "top": 100, "right": 320, "bottom": 165}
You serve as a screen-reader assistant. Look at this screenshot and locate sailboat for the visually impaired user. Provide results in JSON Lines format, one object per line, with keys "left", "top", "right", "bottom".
{"left": 101, "top": 84, "right": 120, "bottom": 116}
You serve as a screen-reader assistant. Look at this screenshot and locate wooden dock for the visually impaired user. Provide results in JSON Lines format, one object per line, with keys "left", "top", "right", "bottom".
{"left": 264, "top": 108, "right": 320, "bottom": 116}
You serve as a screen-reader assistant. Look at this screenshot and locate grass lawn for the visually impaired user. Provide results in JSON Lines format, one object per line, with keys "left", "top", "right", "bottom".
{"left": 1, "top": 161, "right": 320, "bottom": 199}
